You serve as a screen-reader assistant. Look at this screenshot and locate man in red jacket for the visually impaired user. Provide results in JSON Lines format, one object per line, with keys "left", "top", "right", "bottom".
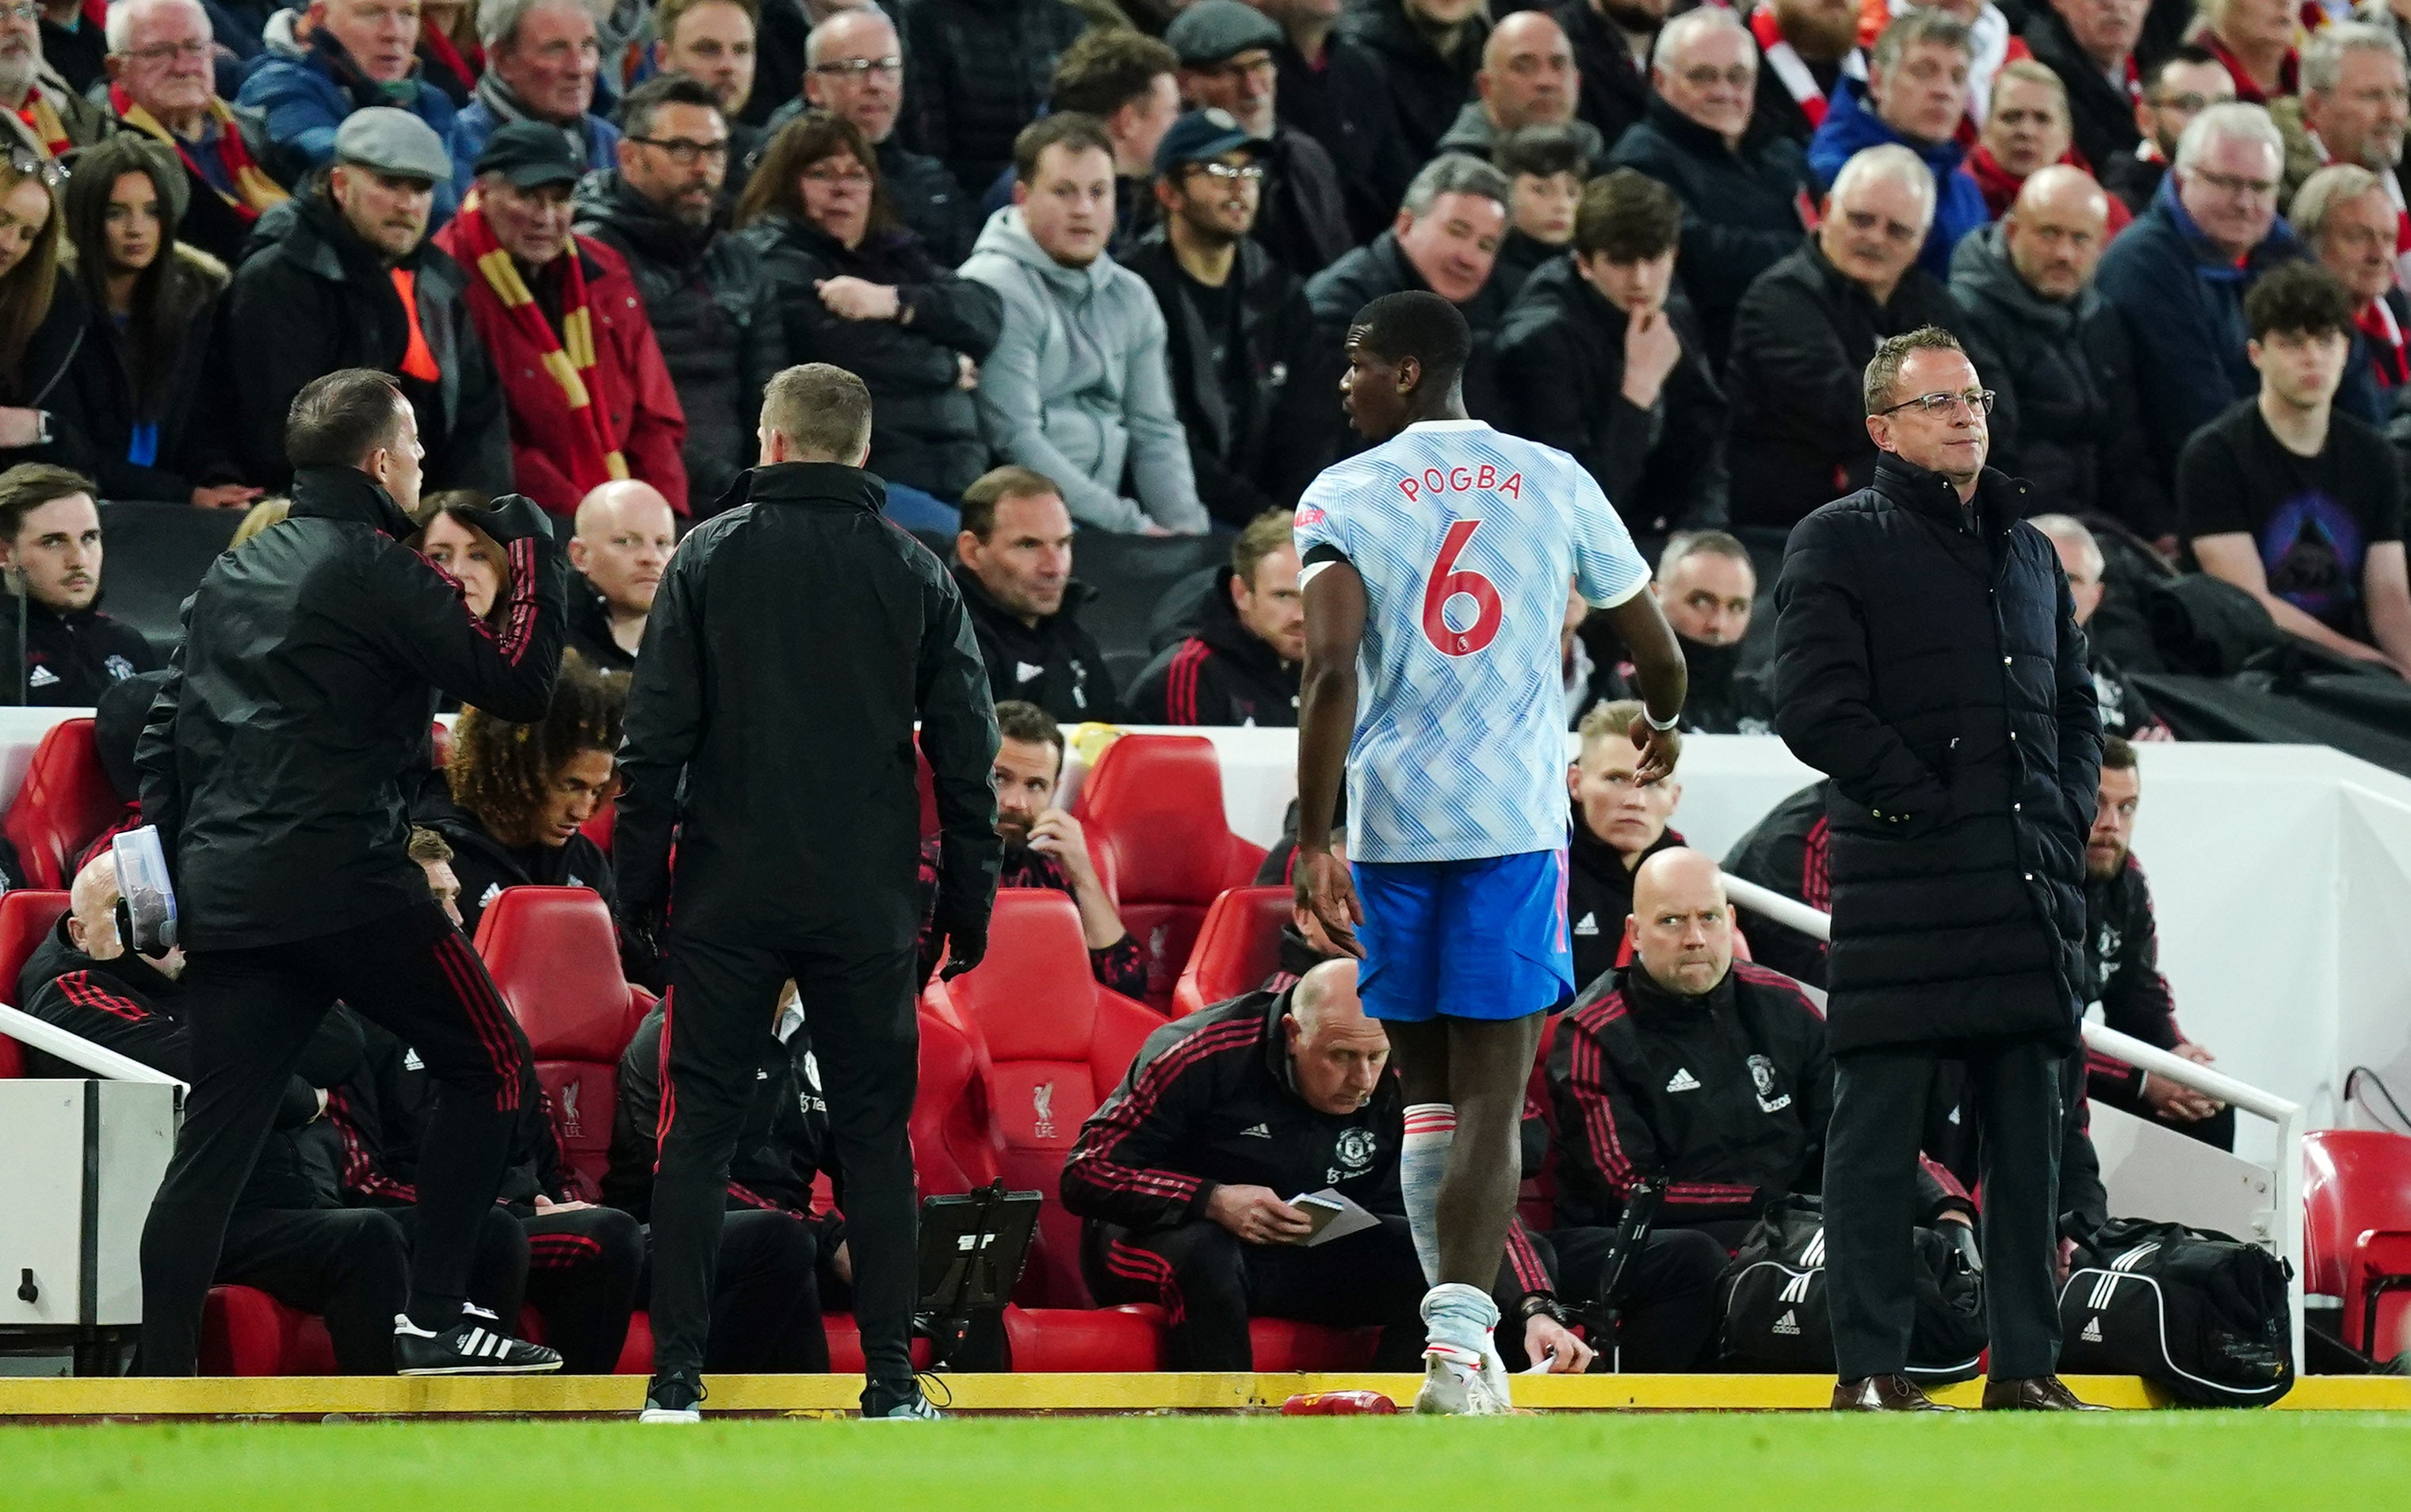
{"left": 436, "top": 120, "right": 689, "bottom": 516}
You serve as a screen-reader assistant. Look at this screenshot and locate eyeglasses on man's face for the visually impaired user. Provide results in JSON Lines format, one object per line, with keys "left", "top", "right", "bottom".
{"left": 810, "top": 56, "right": 903, "bottom": 79}
{"left": 1187, "top": 161, "right": 1265, "bottom": 184}
{"left": 630, "top": 136, "right": 732, "bottom": 166}
{"left": 1878, "top": 388, "right": 1996, "bottom": 418}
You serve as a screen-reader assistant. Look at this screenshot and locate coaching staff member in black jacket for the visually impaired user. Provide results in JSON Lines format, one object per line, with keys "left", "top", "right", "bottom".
{"left": 1773, "top": 326, "right": 2103, "bottom": 1415}
{"left": 134, "top": 368, "right": 568, "bottom": 1377}
{"left": 614, "top": 362, "right": 1003, "bottom": 1423}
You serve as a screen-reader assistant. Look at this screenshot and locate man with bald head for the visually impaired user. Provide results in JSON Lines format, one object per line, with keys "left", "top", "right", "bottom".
{"left": 1436, "top": 12, "right": 1606, "bottom": 170}
{"left": 769, "top": 6, "right": 974, "bottom": 263}
{"left": 1066, "top": 957, "right": 1592, "bottom": 1373}
{"left": 567, "top": 480, "right": 676, "bottom": 672}
{"left": 1725, "top": 143, "right": 1965, "bottom": 530}
{"left": 1949, "top": 165, "right": 2165, "bottom": 539}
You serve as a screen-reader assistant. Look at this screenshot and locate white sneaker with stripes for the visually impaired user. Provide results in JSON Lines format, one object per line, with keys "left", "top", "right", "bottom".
{"left": 393, "top": 1307, "right": 564, "bottom": 1375}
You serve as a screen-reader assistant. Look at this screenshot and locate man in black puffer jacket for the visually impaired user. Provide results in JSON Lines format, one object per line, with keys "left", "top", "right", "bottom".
{"left": 1948, "top": 168, "right": 2168, "bottom": 540}
{"left": 896, "top": 0, "right": 1092, "bottom": 195}
{"left": 133, "top": 369, "right": 567, "bottom": 1379}
{"left": 576, "top": 76, "right": 789, "bottom": 514}
{"left": 1773, "top": 326, "right": 2102, "bottom": 1414}
{"left": 1342, "top": 0, "right": 1488, "bottom": 166}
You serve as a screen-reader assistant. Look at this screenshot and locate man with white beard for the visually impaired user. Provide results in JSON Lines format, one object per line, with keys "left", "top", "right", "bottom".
{"left": 0, "top": 0, "right": 108, "bottom": 158}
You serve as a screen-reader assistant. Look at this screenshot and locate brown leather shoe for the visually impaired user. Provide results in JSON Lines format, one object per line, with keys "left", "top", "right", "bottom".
{"left": 1982, "top": 1375, "right": 2111, "bottom": 1411}
{"left": 1832, "top": 1374, "right": 1957, "bottom": 1411}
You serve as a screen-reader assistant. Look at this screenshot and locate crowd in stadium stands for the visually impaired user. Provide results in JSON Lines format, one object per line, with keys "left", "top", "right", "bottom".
{"left": 0, "top": 0, "right": 2398, "bottom": 1376}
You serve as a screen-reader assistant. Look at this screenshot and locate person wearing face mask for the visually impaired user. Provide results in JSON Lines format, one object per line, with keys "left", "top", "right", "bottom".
{"left": 434, "top": 120, "right": 688, "bottom": 518}
{"left": 1594, "top": 533, "right": 1772, "bottom": 735}
{"left": 228, "top": 108, "right": 511, "bottom": 494}
{"left": 734, "top": 112, "right": 1003, "bottom": 529}
{"left": 1497, "top": 170, "right": 1727, "bottom": 542}
{"left": 1949, "top": 165, "right": 2164, "bottom": 538}
{"left": 1064, "top": 957, "right": 1590, "bottom": 1376}
{"left": 54, "top": 134, "right": 258, "bottom": 510}
{"left": 1723, "top": 142, "right": 1965, "bottom": 532}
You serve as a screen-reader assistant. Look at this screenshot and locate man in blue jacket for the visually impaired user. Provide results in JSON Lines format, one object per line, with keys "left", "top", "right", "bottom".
{"left": 239, "top": 0, "right": 460, "bottom": 220}
{"left": 448, "top": 0, "right": 622, "bottom": 199}
{"left": 2096, "top": 99, "right": 2382, "bottom": 492}
{"left": 1808, "top": 10, "right": 1986, "bottom": 280}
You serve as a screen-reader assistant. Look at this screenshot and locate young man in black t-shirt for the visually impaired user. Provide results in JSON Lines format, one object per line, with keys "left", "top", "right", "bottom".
{"left": 2178, "top": 262, "right": 2411, "bottom": 678}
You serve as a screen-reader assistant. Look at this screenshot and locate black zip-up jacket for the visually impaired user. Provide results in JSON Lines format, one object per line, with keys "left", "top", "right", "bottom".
{"left": 2023, "top": 5, "right": 2143, "bottom": 178}
{"left": 1252, "top": 126, "right": 1355, "bottom": 280}
{"left": 896, "top": 0, "right": 1091, "bottom": 194}
{"left": 0, "top": 284, "right": 93, "bottom": 476}
{"left": 1605, "top": 96, "right": 1816, "bottom": 365}
{"left": 1271, "top": 33, "right": 1418, "bottom": 246}
{"left": 324, "top": 1010, "right": 579, "bottom": 1210}
{"left": 1124, "top": 564, "right": 1299, "bottom": 727}
{"left": 604, "top": 1001, "right": 841, "bottom": 1246}
{"left": 1566, "top": 817, "right": 1682, "bottom": 995}
{"left": 51, "top": 247, "right": 248, "bottom": 502}
{"left": 1591, "top": 631, "right": 1773, "bottom": 735}
{"left": 736, "top": 213, "right": 1004, "bottom": 501}
{"left": 1341, "top": 0, "right": 1487, "bottom": 166}
{"left": 565, "top": 573, "right": 636, "bottom": 674}
{"left": 1062, "top": 984, "right": 1554, "bottom": 1297}
{"left": 1550, "top": 960, "right": 1835, "bottom": 1229}
{"left": 0, "top": 595, "right": 159, "bottom": 707}
{"left": 1122, "top": 232, "right": 1334, "bottom": 527}
{"left": 953, "top": 562, "right": 1122, "bottom": 725}
{"left": 1496, "top": 259, "right": 1728, "bottom": 536}
{"left": 1552, "top": 0, "right": 1650, "bottom": 151}
{"left": 137, "top": 468, "right": 566, "bottom": 950}
{"left": 227, "top": 192, "right": 512, "bottom": 495}
{"left": 414, "top": 791, "right": 618, "bottom": 941}
{"left": 1720, "top": 777, "right": 1835, "bottom": 989}
{"left": 1723, "top": 239, "right": 1964, "bottom": 531}
{"left": 1305, "top": 230, "right": 1519, "bottom": 426}
{"left": 614, "top": 463, "right": 1001, "bottom": 946}
{"left": 18, "top": 923, "right": 357, "bottom": 1212}
{"left": 575, "top": 170, "right": 789, "bottom": 516}
{"left": 2080, "top": 852, "right": 2183, "bottom": 1102}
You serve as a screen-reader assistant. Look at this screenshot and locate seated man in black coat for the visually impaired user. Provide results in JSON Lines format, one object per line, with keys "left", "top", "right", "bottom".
{"left": 2022, "top": 0, "right": 2149, "bottom": 176}
{"left": 2031, "top": 514, "right": 2171, "bottom": 742}
{"left": 1496, "top": 169, "right": 1727, "bottom": 540}
{"left": 1948, "top": 166, "right": 2168, "bottom": 544}
{"left": 1607, "top": 4, "right": 1818, "bottom": 364}
{"left": 1724, "top": 143, "right": 1963, "bottom": 533}
{"left": 1128, "top": 510, "right": 1301, "bottom": 727}
{"left": 0, "top": 464, "right": 159, "bottom": 706}
{"left": 951, "top": 467, "right": 1122, "bottom": 724}
{"left": 1306, "top": 154, "right": 1520, "bottom": 422}
{"left": 1064, "top": 958, "right": 1591, "bottom": 1373}
{"left": 417, "top": 654, "right": 624, "bottom": 940}
{"left": 1125, "top": 111, "right": 1332, "bottom": 529}
{"left": 1591, "top": 531, "right": 1772, "bottom": 735}
{"left": 1342, "top": 0, "right": 1488, "bottom": 167}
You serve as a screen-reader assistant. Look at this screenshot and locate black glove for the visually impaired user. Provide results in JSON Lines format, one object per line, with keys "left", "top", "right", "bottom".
{"left": 937, "top": 918, "right": 988, "bottom": 979}
{"left": 471, "top": 493, "right": 556, "bottom": 546}
{"left": 617, "top": 895, "right": 669, "bottom": 971}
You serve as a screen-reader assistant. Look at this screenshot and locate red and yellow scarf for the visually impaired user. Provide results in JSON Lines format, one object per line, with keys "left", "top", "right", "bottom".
{"left": 108, "top": 85, "right": 288, "bottom": 223}
{"left": 454, "top": 204, "right": 629, "bottom": 486}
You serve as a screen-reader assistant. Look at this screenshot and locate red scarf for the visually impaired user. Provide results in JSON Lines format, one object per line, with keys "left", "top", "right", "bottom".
{"left": 1750, "top": 6, "right": 1851, "bottom": 128}
{"left": 453, "top": 207, "right": 629, "bottom": 494}
{"left": 107, "top": 83, "right": 286, "bottom": 223}
{"left": 2360, "top": 299, "right": 2407, "bottom": 388}
{"left": 1966, "top": 146, "right": 2135, "bottom": 233}
{"left": 2205, "top": 34, "right": 2298, "bottom": 105}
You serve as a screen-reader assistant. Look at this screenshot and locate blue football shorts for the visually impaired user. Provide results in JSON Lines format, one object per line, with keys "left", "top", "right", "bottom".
{"left": 1352, "top": 849, "right": 1572, "bottom": 1024}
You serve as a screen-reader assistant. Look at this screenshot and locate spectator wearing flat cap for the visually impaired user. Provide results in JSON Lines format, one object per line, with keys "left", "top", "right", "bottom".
{"left": 227, "top": 108, "right": 512, "bottom": 494}
{"left": 1165, "top": 1, "right": 1352, "bottom": 280}
{"left": 1125, "top": 109, "right": 1335, "bottom": 528}
{"left": 434, "top": 120, "right": 688, "bottom": 518}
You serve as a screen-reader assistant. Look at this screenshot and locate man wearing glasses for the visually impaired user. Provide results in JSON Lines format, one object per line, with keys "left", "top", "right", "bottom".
{"left": 770, "top": 6, "right": 974, "bottom": 264}
{"left": 1167, "top": 0, "right": 1350, "bottom": 277}
{"left": 102, "top": 0, "right": 289, "bottom": 266}
{"left": 577, "top": 73, "right": 785, "bottom": 515}
{"left": 0, "top": 0, "right": 108, "bottom": 159}
{"left": 1772, "top": 323, "right": 2104, "bottom": 1414}
{"left": 2098, "top": 99, "right": 2383, "bottom": 490}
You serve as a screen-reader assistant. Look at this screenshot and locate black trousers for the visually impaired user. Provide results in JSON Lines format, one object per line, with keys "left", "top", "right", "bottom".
{"left": 1826, "top": 1037, "right": 2064, "bottom": 1380}
{"left": 636, "top": 1208, "right": 833, "bottom": 1373}
{"left": 649, "top": 934, "right": 918, "bottom": 1385}
{"left": 139, "top": 903, "right": 529, "bottom": 1374}
{"left": 1082, "top": 1215, "right": 1429, "bottom": 1370}
{"left": 216, "top": 1203, "right": 530, "bottom": 1374}
{"left": 1544, "top": 1224, "right": 1732, "bottom": 1372}
{"left": 523, "top": 1206, "right": 646, "bottom": 1373}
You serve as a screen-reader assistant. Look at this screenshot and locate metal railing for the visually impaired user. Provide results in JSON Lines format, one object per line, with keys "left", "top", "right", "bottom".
{"left": 1718, "top": 872, "right": 2307, "bottom": 1368}
{"left": 0, "top": 1002, "right": 185, "bottom": 1087}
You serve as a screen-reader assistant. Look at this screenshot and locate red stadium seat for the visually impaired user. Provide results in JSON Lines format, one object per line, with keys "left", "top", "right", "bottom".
{"left": 475, "top": 887, "right": 651, "bottom": 1193}
{"left": 199, "top": 1285, "right": 338, "bottom": 1376}
{"left": 2, "top": 720, "right": 121, "bottom": 890}
{"left": 930, "top": 890, "right": 1164, "bottom": 1308}
{"left": 1073, "top": 735, "right": 1267, "bottom": 1009}
{"left": 1173, "top": 886, "right": 1290, "bottom": 1018}
{"left": 2304, "top": 1129, "right": 2411, "bottom": 1357}
{"left": 0, "top": 890, "right": 71, "bottom": 1078}
{"left": 1248, "top": 1318, "right": 1381, "bottom": 1371}
{"left": 1001, "top": 1303, "right": 1164, "bottom": 1372}
{"left": 427, "top": 720, "right": 452, "bottom": 769}
{"left": 579, "top": 796, "right": 616, "bottom": 853}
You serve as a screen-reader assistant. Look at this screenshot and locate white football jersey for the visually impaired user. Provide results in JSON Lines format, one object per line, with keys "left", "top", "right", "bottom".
{"left": 1294, "top": 420, "right": 1649, "bottom": 864}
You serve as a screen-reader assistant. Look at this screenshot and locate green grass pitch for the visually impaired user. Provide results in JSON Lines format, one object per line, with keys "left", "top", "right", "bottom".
{"left": 7, "top": 1412, "right": 2411, "bottom": 1511}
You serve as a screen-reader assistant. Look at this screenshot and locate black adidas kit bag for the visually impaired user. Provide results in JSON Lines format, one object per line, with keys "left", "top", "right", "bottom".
{"left": 1714, "top": 1195, "right": 1988, "bottom": 1381}
{"left": 2057, "top": 1218, "right": 2294, "bottom": 1405}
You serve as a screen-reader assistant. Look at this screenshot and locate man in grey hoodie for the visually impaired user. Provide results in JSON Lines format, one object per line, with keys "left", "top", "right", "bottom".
{"left": 961, "top": 113, "right": 1209, "bottom": 534}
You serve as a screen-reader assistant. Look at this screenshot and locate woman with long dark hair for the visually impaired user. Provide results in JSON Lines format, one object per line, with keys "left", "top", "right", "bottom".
{"left": 735, "top": 111, "right": 1001, "bottom": 529}
{"left": 54, "top": 133, "right": 258, "bottom": 507}
{"left": 0, "top": 120, "right": 89, "bottom": 475}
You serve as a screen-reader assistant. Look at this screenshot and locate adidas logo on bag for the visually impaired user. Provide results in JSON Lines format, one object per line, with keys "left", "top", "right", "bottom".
{"left": 2081, "top": 1317, "right": 2103, "bottom": 1343}
{"left": 1665, "top": 1068, "right": 1701, "bottom": 1093}
{"left": 1772, "top": 1309, "right": 1801, "bottom": 1336}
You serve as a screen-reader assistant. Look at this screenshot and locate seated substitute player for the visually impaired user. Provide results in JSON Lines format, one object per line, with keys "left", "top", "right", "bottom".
{"left": 1292, "top": 289, "right": 1687, "bottom": 1414}
{"left": 1062, "top": 958, "right": 1590, "bottom": 1373}
{"left": 1566, "top": 698, "right": 1687, "bottom": 994}
{"left": 916, "top": 701, "right": 1144, "bottom": 997}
